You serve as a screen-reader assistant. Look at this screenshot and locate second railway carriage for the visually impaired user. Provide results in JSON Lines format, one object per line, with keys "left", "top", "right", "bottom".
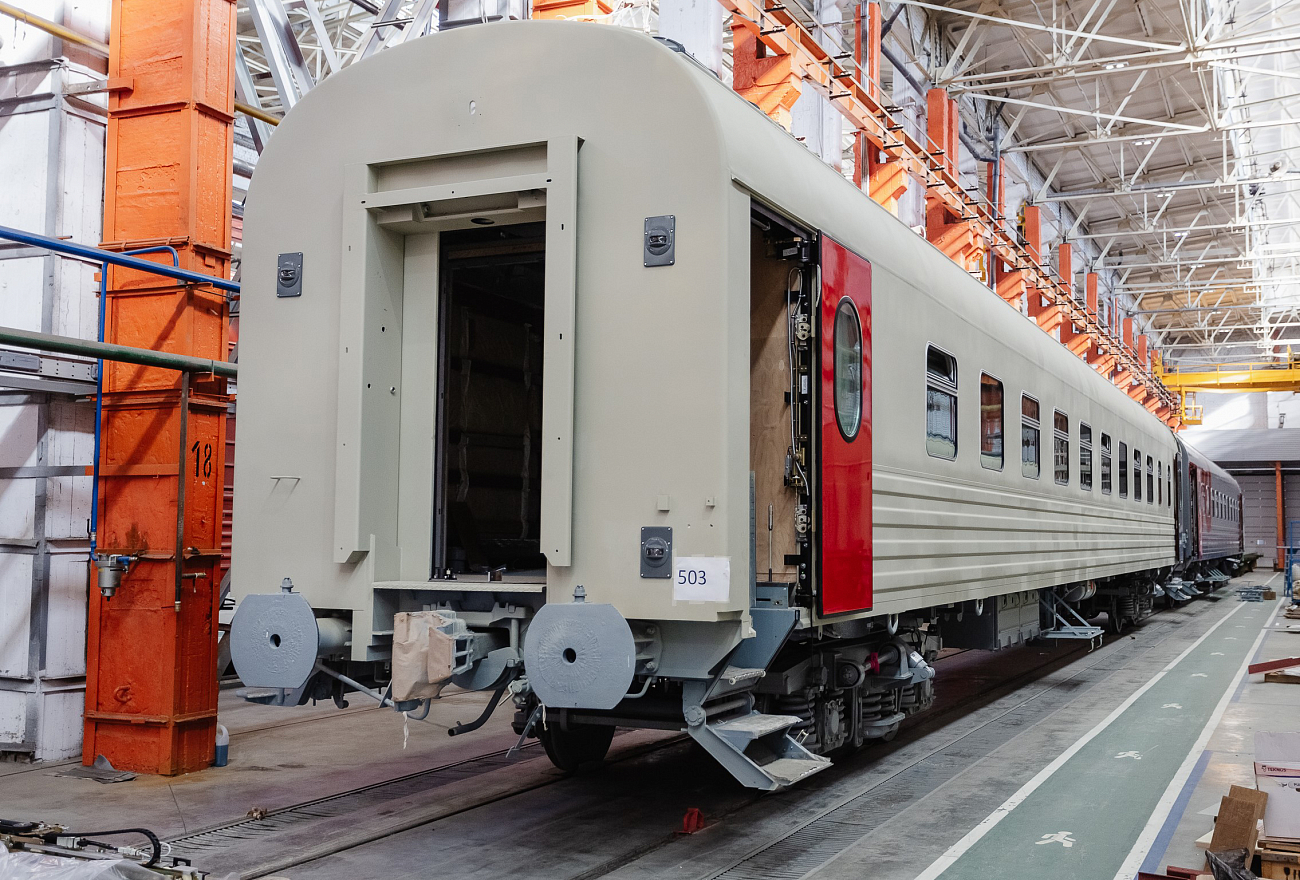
{"left": 1173, "top": 440, "right": 1243, "bottom": 584}
{"left": 228, "top": 21, "right": 1238, "bottom": 790}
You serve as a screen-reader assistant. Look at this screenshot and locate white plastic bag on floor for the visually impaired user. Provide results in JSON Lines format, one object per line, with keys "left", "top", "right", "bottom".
{"left": 0, "top": 850, "right": 158, "bottom": 879}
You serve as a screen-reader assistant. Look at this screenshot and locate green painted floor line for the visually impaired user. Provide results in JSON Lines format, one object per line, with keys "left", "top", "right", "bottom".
{"left": 915, "top": 598, "right": 1275, "bottom": 880}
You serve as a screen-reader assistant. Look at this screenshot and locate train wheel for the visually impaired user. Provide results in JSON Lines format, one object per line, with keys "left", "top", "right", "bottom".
{"left": 538, "top": 717, "right": 615, "bottom": 772}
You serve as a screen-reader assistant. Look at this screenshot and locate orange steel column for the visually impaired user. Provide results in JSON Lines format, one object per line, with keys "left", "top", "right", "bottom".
{"left": 857, "top": 3, "right": 904, "bottom": 212}
{"left": 731, "top": 24, "right": 801, "bottom": 129}
{"left": 531, "top": 0, "right": 612, "bottom": 16}
{"left": 84, "top": 0, "right": 235, "bottom": 774}
{"left": 925, "top": 90, "right": 977, "bottom": 265}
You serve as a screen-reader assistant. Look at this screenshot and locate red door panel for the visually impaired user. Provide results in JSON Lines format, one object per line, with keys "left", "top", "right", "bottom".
{"left": 818, "top": 237, "right": 872, "bottom": 616}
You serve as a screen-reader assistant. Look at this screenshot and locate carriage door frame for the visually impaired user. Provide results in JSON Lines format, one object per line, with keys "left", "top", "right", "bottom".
{"left": 816, "top": 236, "right": 873, "bottom": 617}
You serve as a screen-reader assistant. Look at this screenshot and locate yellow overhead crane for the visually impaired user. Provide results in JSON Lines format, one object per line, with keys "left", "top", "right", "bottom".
{"left": 1160, "top": 353, "right": 1300, "bottom": 426}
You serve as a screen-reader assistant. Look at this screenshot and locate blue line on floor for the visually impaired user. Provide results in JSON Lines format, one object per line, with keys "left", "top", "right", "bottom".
{"left": 1138, "top": 749, "right": 1214, "bottom": 876}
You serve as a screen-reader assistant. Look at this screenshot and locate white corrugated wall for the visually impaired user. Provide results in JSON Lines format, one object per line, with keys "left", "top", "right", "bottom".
{"left": 0, "top": 0, "right": 108, "bottom": 762}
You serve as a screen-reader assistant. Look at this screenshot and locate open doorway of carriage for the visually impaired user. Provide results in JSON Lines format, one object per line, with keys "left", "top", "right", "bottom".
{"left": 433, "top": 221, "right": 546, "bottom": 580}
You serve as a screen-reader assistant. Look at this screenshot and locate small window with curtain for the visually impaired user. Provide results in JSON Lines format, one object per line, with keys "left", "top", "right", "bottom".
{"left": 980, "top": 374, "right": 1003, "bottom": 470}
{"left": 926, "top": 346, "right": 958, "bottom": 460}
{"left": 1119, "top": 441, "right": 1129, "bottom": 497}
{"left": 1053, "top": 411, "right": 1069, "bottom": 485}
{"left": 1022, "top": 395, "right": 1040, "bottom": 479}
{"left": 1157, "top": 460, "right": 1162, "bottom": 505}
{"left": 1147, "top": 456, "right": 1154, "bottom": 504}
{"left": 1101, "top": 434, "right": 1112, "bottom": 494}
{"left": 1134, "top": 449, "right": 1142, "bottom": 501}
{"left": 1080, "top": 424, "right": 1093, "bottom": 490}
{"left": 833, "top": 299, "right": 863, "bottom": 441}
{"left": 1167, "top": 465, "right": 1172, "bottom": 507}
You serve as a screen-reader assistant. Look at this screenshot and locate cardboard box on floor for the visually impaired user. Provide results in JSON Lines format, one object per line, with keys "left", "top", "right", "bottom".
{"left": 1208, "top": 784, "right": 1269, "bottom": 856}
{"left": 1257, "top": 732, "right": 1300, "bottom": 841}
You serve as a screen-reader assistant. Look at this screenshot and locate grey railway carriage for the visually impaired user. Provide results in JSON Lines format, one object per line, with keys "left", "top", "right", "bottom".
{"left": 229, "top": 20, "right": 1243, "bottom": 790}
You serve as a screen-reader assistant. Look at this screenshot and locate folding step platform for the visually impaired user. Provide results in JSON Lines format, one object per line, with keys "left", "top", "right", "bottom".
{"left": 688, "top": 711, "right": 830, "bottom": 790}
{"left": 1038, "top": 587, "right": 1104, "bottom": 647}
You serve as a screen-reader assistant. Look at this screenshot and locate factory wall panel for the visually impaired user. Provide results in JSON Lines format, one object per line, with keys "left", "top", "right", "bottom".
{"left": 0, "top": 0, "right": 108, "bottom": 762}
{"left": 0, "top": 553, "right": 34, "bottom": 678}
{"left": 1237, "top": 472, "right": 1277, "bottom": 568}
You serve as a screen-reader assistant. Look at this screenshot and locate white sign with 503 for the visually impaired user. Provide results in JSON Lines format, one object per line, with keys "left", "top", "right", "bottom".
{"left": 672, "top": 557, "right": 730, "bottom": 603}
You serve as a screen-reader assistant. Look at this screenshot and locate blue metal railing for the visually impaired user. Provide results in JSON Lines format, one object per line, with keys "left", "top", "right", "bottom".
{"left": 0, "top": 225, "right": 239, "bottom": 563}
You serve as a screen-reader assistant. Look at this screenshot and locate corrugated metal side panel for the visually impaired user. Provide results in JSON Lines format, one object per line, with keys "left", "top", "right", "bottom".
{"left": 1285, "top": 470, "right": 1300, "bottom": 567}
{"left": 1237, "top": 472, "right": 1276, "bottom": 567}
{"left": 1183, "top": 429, "right": 1300, "bottom": 465}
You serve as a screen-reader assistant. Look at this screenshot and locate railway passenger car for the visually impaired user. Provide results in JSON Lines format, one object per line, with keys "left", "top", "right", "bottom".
{"left": 228, "top": 21, "right": 1242, "bottom": 790}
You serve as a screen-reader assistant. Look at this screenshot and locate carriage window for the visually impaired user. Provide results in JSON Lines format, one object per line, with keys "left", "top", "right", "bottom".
{"left": 980, "top": 374, "right": 1003, "bottom": 470}
{"left": 1080, "top": 424, "right": 1093, "bottom": 490}
{"left": 926, "top": 346, "right": 957, "bottom": 459}
{"left": 1167, "top": 466, "right": 1172, "bottom": 508}
{"left": 1100, "top": 434, "right": 1112, "bottom": 494}
{"left": 834, "top": 299, "right": 863, "bottom": 441}
{"left": 1119, "top": 442, "right": 1128, "bottom": 497}
{"left": 1157, "top": 460, "right": 1162, "bottom": 505}
{"left": 1133, "top": 449, "right": 1142, "bottom": 501}
{"left": 1146, "top": 455, "right": 1154, "bottom": 504}
{"left": 1022, "top": 395, "right": 1040, "bottom": 479}
{"left": 1053, "top": 411, "right": 1069, "bottom": 485}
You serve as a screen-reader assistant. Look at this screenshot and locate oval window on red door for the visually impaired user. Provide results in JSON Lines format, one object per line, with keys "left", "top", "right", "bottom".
{"left": 833, "top": 297, "right": 862, "bottom": 441}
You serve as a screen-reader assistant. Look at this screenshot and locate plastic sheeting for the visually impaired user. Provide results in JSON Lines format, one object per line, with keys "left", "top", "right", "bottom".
{"left": 1, "top": 851, "right": 165, "bottom": 879}
{"left": 0, "top": 850, "right": 236, "bottom": 880}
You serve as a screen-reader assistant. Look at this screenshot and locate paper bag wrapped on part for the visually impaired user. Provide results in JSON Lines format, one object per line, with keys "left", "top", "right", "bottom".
{"left": 392, "top": 611, "right": 457, "bottom": 701}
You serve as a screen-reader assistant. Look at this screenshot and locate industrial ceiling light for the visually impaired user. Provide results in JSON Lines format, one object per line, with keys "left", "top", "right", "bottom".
{"left": 471, "top": 217, "right": 495, "bottom": 225}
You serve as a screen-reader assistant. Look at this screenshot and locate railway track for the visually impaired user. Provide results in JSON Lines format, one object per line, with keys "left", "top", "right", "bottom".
{"left": 163, "top": 611, "right": 1168, "bottom": 877}
{"left": 157, "top": 597, "right": 1228, "bottom": 880}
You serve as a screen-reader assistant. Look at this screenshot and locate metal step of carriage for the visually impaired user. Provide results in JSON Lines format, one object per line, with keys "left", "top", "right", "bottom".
{"left": 687, "top": 711, "right": 830, "bottom": 790}
{"left": 1037, "top": 586, "right": 1104, "bottom": 643}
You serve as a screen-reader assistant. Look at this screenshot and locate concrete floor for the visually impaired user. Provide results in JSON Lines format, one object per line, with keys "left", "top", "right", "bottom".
{"left": 2, "top": 570, "right": 1287, "bottom": 880}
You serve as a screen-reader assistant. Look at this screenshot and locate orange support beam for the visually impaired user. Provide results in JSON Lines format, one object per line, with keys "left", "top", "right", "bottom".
{"left": 1032, "top": 301, "right": 1065, "bottom": 335}
{"left": 1022, "top": 205, "right": 1042, "bottom": 266}
{"left": 1058, "top": 243, "right": 1072, "bottom": 293}
{"left": 1137, "top": 334, "right": 1149, "bottom": 368}
{"left": 851, "top": 3, "right": 904, "bottom": 212}
{"left": 731, "top": 24, "right": 801, "bottom": 130}
{"left": 925, "top": 89, "right": 979, "bottom": 269}
{"left": 703, "top": 0, "right": 1176, "bottom": 414}
{"left": 1062, "top": 325, "right": 1093, "bottom": 357}
{"left": 531, "top": 0, "right": 612, "bottom": 16}
{"left": 867, "top": 150, "right": 908, "bottom": 214}
{"left": 926, "top": 89, "right": 957, "bottom": 178}
{"left": 84, "top": 0, "right": 235, "bottom": 775}
{"left": 996, "top": 268, "right": 1027, "bottom": 308}
{"left": 1085, "top": 272, "right": 1098, "bottom": 316}
{"left": 1122, "top": 316, "right": 1134, "bottom": 351}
